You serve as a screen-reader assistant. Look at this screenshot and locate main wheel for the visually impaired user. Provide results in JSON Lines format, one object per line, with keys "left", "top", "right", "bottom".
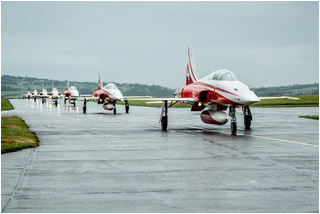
{"left": 83, "top": 105, "right": 86, "bottom": 114}
{"left": 113, "top": 108, "right": 116, "bottom": 114}
{"left": 244, "top": 115, "right": 251, "bottom": 129}
{"left": 231, "top": 122, "right": 237, "bottom": 135}
{"left": 125, "top": 105, "right": 129, "bottom": 113}
{"left": 161, "top": 116, "right": 168, "bottom": 131}
{"left": 64, "top": 98, "right": 66, "bottom": 104}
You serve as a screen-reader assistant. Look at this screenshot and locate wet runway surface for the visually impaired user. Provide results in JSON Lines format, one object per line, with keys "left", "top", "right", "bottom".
{"left": 2, "top": 99, "right": 319, "bottom": 212}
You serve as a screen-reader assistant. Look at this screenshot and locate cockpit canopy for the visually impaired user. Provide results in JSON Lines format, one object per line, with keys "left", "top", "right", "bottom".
{"left": 212, "top": 70, "right": 238, "bottom": 81}
{"left": 105, "top": 83, "right": 118, "bottom": 89}
{"left": 69, "top": 86, "right": 77, "bottom": 91}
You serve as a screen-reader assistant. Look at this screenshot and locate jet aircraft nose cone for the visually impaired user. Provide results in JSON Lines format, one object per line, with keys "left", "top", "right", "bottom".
{"left": 240, "top": 92, "right": 260, "bottom": 105}
{"left": 114, "top": 91, "right": 123, "bottom": 101}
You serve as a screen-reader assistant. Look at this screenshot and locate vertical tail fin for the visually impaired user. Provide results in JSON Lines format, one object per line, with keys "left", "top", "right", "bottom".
{"left": 98, "top": 70, "right": 103, "bottom": 90}
{"left": 66, "top": 79, "right": 69, "bottom": 90}
{"left": 186, "top": 44, "right": 198, "bottom": 85}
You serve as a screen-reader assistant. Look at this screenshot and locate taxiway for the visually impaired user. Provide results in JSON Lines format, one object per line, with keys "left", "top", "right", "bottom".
{"left": 1, "top": 99, "right": 319, "bottom": 212}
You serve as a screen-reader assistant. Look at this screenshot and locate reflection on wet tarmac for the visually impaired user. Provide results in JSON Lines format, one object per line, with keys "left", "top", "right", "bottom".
{"left": 3, "top": 99, "right": 319, "bottom": 213}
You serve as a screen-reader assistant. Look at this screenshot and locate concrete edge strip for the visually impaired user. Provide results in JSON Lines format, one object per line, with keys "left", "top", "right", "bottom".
{"left": 2, "top": 148, "right": 35, "bottom": 212}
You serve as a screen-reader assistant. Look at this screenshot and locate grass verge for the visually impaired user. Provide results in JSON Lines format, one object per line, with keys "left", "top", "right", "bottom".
{"left": 1, "top": 116, "right": 39, "bottom": 153}
{"left": 1, "top": 99, "right": 14, "bottom": 110}
{"left": 299, "top": 115, "right": 319, "bottom": 120}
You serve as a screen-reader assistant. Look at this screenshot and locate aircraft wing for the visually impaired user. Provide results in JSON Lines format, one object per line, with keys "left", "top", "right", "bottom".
{"left": 259, "top": 96, "right": 300, "bottom": 100}
{"left": 124, "top": 96, "right": 152, "bottom": 99}
{"left": 127, "top": 97, "right": 196, "bottom": 101}
{"left": 80, "top": 95, "right": 94, "bottom": 97}
{"left": 76, "top": 96, "right": 98, "bottom": 101}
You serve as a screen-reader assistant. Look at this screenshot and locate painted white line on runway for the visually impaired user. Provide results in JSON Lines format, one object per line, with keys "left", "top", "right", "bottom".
{"left": 120, "top": 114, "right": 319, "bottom": 148}
{"left": 243, "top": 134, "right": 319, "bottom": 148}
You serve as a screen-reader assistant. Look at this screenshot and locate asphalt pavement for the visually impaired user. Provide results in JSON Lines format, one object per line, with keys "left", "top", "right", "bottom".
{"left": 1, "top": 99, "right": 319, "bottom": 212}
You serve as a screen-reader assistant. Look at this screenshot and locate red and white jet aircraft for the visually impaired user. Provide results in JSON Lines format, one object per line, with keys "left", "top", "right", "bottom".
{"left": 137, "top": 44, "right": 299, "bottom": 134}
{"left": 48, "top": 81, "right": 61, "bottom": 106}
{"left": 37, "top": 84, "right": 48, "bottom": 103}
{"left": 63, "top": 80, "right": 81, "bottom": 107}
{"left": 82, "top": 71, "right": 129, "bottom": 114}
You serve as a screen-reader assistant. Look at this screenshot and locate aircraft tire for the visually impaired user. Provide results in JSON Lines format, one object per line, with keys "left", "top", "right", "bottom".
{"left": 83, "top": 106, "right": 86, "bottom": 114}
{"left": 125, "top": 105, "right": 129, "bottom": 113}
{"left": 231, "top": 122, "right": 237, "bottom": 135}
{"left": 244, "top": 115, "right": 251, "bottom": 129}
{"left": 55, "top": 100, "right": 58, "bottom": 107}
{"left": 113, "top": 108, "right": 116, "bottom": 115}
{"left": 161, "top": 116, "right": 168, "bottom": 131}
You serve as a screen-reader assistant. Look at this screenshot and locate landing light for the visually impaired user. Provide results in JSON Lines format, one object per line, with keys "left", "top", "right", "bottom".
{"left": 198, "top": 102, "right": 202, "bottom": 106}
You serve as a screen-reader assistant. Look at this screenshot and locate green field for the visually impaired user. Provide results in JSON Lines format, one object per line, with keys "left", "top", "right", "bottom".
{"left": 1, "top": 99, "right": 14, "bottom": 110}
{"left": 1, "top": 116, "right": 39, "bottom": 153}
{"left": 252, "top": 95, "right": 319, "bottom": 108}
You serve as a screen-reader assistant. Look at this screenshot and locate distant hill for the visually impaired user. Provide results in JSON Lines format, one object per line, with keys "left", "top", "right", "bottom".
{"left": 1, "top": 75, "right": 176, "bottom": 99}
{"left": 252, "top": 83, "right": 319, "bottom": 96}
{"left": 1, "top": 75, "right": 318, "bottom": 99}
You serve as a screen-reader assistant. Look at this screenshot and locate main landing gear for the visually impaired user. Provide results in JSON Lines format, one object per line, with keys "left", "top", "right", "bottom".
{"left": 243, "top": 105, "right": 252, "bottom": 130}
{"left": 113, "top": 102, "right": 116, "bottom": 114}
{"left": 125, "top": 100, "right": 129, "bottom": 114}
{"left": 83, "top": 98, "right": 87, "bottom": 113}
{"left": 161, "top": 101, "right": 168, "bottom": 130}
{"left": 229, "top": 105, "right": 253, "bottom": 135}
{"left": 64, "top": 98, "right": 76, "bottom": 107}
{"left": 53, "top": 98, "right": 58, "bottom": 107}
{"left": 82, "top": 99, "right": 130, "bottom": 114}
{"left": 229, "top": 106, "right": 237, "bottom": 135}
{"left": 160, "top": 100, "right": 178, "bottom": 131}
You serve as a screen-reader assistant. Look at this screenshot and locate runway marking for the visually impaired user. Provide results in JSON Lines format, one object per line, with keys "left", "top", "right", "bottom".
{"left": 243, "top": 134, "right": 319, "bottom": 148}
{"left": 118, "top": 114, "right": 318, "bottom": 148}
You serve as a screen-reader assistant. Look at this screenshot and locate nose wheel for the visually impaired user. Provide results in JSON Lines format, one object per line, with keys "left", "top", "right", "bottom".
{"left": 229, "top": 106, "right": 237, "bottom": 135}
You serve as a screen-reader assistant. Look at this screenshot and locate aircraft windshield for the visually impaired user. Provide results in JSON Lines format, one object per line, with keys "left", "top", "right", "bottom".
{"left": 70, "top": 86, "right": 77, "bottom": 90}
{"left": 105, "top": 83, "right": 118, "bottom": 89}
{"left": 212, "top": 70, "right": 238, "bottom": 81}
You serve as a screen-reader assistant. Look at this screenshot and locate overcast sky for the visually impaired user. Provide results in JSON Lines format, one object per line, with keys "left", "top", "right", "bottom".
{"left": 1, "top": 1, "right": 319, "bottom": 89}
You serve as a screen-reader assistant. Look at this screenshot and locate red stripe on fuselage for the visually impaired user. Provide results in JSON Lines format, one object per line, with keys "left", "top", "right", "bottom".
{"left": 191, "top": 81, "right": 239, "bottom": 97}
{"left": 180, "top": 81, "right": 242, "bottom": 106}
